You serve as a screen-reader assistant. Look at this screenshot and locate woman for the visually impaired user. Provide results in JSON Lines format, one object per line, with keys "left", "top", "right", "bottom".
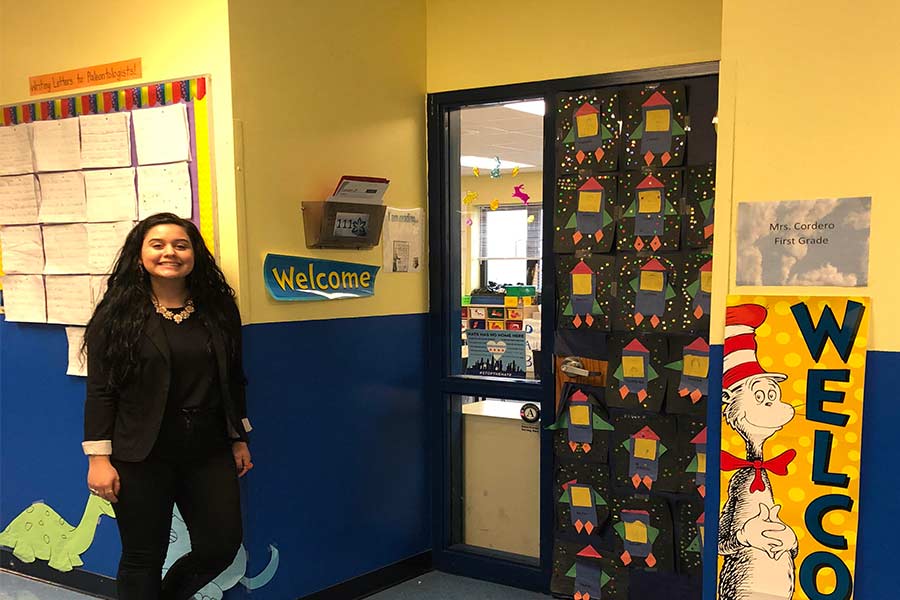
{"left": 83, "top": 213, "right": 253, "bottom": 600}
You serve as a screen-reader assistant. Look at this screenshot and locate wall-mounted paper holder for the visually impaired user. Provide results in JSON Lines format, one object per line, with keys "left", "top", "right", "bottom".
{"left": 301, "top": 201, "right": 387, "bottom": 249}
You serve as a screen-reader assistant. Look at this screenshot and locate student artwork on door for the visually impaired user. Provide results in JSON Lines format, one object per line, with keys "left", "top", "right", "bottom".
{"left": 664, "top": 335, "right": 711, "bottom": 415}
{"left": 557, "top": 255, "right": 614, "bottom": 330}
{"left": 718, "top": 297, "right": 869, "bottom": 600}
{"left": 685, "top": 163, "right": 715, "bottom": 248}
{"left": 614, "top": 254, "right": 685, "bottom": 332}
{"left": 556, "top": 472, "right": 610, "bottom": 537}
{"left": 609, "top": 493, "right": 674, "bottom": 571}
{"left": 554, "top": 174, "right": 618, "bottom": 253}
{"left": 605, "top": 334, "right": 667, "bottom": 412}
{"left": 551, "top": 540, "right": 629, "bottom": 600}
{"left": 616, "top": 170, "right": 682, "bottom": 252}
{"left": 677, "top": 417, "right": 708, "bottom": 499}
{"left": 622, "top": 84, "right": 686, "bottom": 169}
{"left": 548, "top": 384, "right": 614, "bottom": 460}
{"left": 683, "top": 253, "right": 713, "bottom": 333}
{"left": 610, "top": 413, "right": 681, "bottom": 493}
{"left": 676, "top": 500, "right": 704, "bottom": 577}
{"left": 556, "top": 89, "right": 620, "bottom": 176}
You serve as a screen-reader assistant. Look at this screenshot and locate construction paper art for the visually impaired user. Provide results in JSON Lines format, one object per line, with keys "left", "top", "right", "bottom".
{"left": 549, "top": 383, "right": 614, "bottom": 461}
{"left": 664, "top": 336, "right": 711, "bottom": 415}
{"left": 554, "top": 174, "right": 617, "bottom": 253}
{"left": 685, "top": 164, "right": 715, "bottom": 248}
{"left": 611, "top": 413, "right": 680, "bottom": 492}
{"left": 556, "top": 89, "right": 620, "bottom": 175}
{"left": 551, "top": 539, "right": 629, "bottom": 600}
{"left": 556, "top": 472, "right": 611, "bottom": 536}
{"left": 682, "top": 253, "right": 713, "bottom": 333}
{"left": 557, "top": 255, "right": 614, "bottom": 330}
{"left": 718, "top": 296, "right": 869, "bottom": 600}
{"left": 614, "top": 254, "right": 684, "bottom": 332}
{"left": 610, "top": 493, "right": 674, "bottom": 571}
{"left": 676, "top": 500, "right": 704, "bottom": 577}
{"left": 676, "top": 417, "right": 708, "bottom": 499}
{"left": 605, "top": 334, "right": 667, "bottom": 412}
{"left": 513, "top": 184, "right": 530, "bottom": 204}
{"left": 616, "top": 169, "right": 682, "bottom": 252}
{"left": 623, "top": 84, "right": 686, "bottom": 169}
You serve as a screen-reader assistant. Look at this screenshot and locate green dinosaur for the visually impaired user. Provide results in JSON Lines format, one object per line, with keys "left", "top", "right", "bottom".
{"left": 0, "top": 495, "right": 115, "bottom": 572}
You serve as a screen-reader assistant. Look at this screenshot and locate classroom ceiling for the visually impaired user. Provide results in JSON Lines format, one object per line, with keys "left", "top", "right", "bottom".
{"left": 459, "top": 101, "right": 544, "bottom": 173}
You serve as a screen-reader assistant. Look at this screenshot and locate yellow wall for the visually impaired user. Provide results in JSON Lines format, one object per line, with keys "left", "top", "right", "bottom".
{"left": 714, "top": 0, "right": 898, "bottom": 351}
{"left": 426, "top": 0, "right": 723, "bottom": 93}
{"left": 0, "top": 0, "right": 242, "bottom": 304}
{"left": 228, "top": 0, "right": 427, "bottom": 324}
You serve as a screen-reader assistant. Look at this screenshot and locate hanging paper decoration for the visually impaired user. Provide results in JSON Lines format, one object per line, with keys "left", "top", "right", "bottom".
{"left": 472, "top": 166, "right": 480, "bottom": 177}
{"left": 557, "top": 255, "right": 614, "bottom": 330}
{"left": 664, "top": 336, "right": 710, "bottom": 414}
{"left": 527, "top": 214, "right": 535, "bottom": 224}
{"left": 465, "top": 216, "right": 473, "bottom": 227}
{"left": 551, "top": 540, "right": 628, "bottom": 600}
{"left": 489, "top": 198, "right": 499, "bottom": 210}
{"left": 623, "top": 84, "right": 686, "bottom": 168}
{"left": 462, "top": 190, "right": 477, "bottom": 205}
{"left": 685, "top": 163, "right": 715, "bottom": 248}
{"left": 548, "top": 384, "right": 613, "bottom": 459}
{"left": 605, "top": 334, "right": 667, "bottom": 412}
{"left": 513, "top": 184, "right": 530, "bottom": 204}
{"left": 490, "top": 156, "right": 501, "bottom": 178}
{"left": 617, "top": 170, "right": 682, "bottom": 253}
{"left": 512, "top": 165, "right": 520, "bottom": 177}
{"left": 556, "top": 89, "right": 620, "bottom": 175}
{"left": 554, "top": 175, "right": 618, "bottom": 253}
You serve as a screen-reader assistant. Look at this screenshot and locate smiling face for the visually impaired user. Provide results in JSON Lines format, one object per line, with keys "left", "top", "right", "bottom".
{"left": 723, "top": 374, "right": 794, "bottom": 443}
{"left": 140, "top": 224, "right": 195, "bottom": 282}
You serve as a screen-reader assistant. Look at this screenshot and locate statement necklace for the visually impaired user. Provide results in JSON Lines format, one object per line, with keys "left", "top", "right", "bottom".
{"left": 153, "top": 298, "right": 196, "bottom": 324}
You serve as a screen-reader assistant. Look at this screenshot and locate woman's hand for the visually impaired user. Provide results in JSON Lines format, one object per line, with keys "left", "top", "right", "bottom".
{"left": 232, "top": 441, "right": 253, "bottom": 477}
{"left": 87, "top": 456, "right": 120, "bottom": 503}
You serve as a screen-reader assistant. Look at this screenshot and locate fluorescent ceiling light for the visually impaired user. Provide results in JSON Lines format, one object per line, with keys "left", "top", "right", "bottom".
{"left": 460, "top": 155, "right": 535, "bottom": 169}
{"left": 504, "top": 100, "right": 545, "bottom": 116}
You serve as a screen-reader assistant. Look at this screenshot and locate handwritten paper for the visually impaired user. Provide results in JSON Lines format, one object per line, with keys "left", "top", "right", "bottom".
{"left": 42, "top": 223, "right": 89, "bottom": 274}
{"left": 85, "top": 168, "right": 137, "bottom": 222}
{"left": 0, "top": 175, "right": 41, "bottom": 224}
{"left": 137, "top": 162, "right": 192, "bottom": 219}
{"left": 87, "top": 221, "right": 132, "bottom": 274}
{"left": 1, "top": 275, "right": 47, "bottom": 323}
{"left": 45, "top": 275, "right": 93, "bottom": 325}
{"left": 38, "top": 172, "right": 86, "bottom": 223}
{"left": 66, "top": 327, "right": 88, "bottom": 377}
{"left": 90, "top": 275, "right": 108, "bottom": 309}
{"left": 0, "top": 225, "right": 44, "bottom": 273}
{"left": 32, "top": 118, "right": 81, "bottom": 172}
{"left": 79, "top": 112, "right": 132, "bottom": 168}
{"left": 131, "top": 103, "right": 190, "bottom": 166}
{"left": 0, "top": 124, "right": 35, "bottom": 175}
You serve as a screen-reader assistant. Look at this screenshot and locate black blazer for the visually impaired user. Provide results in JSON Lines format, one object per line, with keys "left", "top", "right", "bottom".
{"left": 84, "top": 303, "right": 250, "bottom": 462}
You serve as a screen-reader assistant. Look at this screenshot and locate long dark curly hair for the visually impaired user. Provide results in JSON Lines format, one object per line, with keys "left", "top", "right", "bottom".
{"left": 84, "top": 213, "right": 239, "bottom": 390}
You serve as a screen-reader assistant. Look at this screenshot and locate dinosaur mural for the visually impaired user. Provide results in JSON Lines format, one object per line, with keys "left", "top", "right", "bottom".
{"left": 0, "top": 494, "right": 115, "bottom": 572}
{"left": 165, "top": 505, "right": 279, "bottom": 600}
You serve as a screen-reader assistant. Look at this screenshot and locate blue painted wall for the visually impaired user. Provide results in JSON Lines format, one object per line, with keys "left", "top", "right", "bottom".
{"left": 0, "top": 312, "right": 430, "bottom": 598}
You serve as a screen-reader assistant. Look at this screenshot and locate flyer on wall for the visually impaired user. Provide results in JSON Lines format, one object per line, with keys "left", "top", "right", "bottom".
{"left": 382, "top": 207, "right": 424, "bottom": 273}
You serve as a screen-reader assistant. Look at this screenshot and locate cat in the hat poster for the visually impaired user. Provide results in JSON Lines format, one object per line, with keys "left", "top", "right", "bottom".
{"left": 718, "top": 296, "right": 869, "bottom": 600}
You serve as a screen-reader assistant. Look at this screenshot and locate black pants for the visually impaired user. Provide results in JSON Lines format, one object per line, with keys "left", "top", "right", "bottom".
{"left": 111, "top": 407, "right": 242, "bottom": 600}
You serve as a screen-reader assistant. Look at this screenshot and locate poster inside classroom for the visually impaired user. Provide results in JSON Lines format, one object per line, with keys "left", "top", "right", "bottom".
{"left": 0, "top": 77, "right": 216, "bottom": 375}
{"left": 718, "top": 296, "right": 869, "bottom": 600}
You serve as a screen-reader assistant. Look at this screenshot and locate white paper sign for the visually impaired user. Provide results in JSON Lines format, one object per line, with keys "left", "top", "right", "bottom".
{"left": 131, "top": 103, "right": 191, "bottom": 166}
{"left": 0, "top": 124, "right": 35, "bottom": 175}
{"left": 79, "top": 112, "right": 132, "bottom": 168}
{"left": 38, "top": 172, "right": 86, "bottom": 223}
{"left": 84, "top": 168, "right": 137, "bottom": 222}
{"left": 32, "top": 118, "right": 81, "bottom": 172}
{"left": 0, "top": 175, "right": 41, "bottom": 225}
{"left": 42, "top": 223, "right": 90, "bottom": 274}
{"left": 1, "top": 275, "right": 47, "bottom": 323}
{"left": 87, "top": 221, "right": 132, "bottom": 274}
{"left": 137, "top": 162, "right": 192, "bottom": 219}
{"left": 90, "top": 275, "right": 109, "bottom": 310}
{"left": 382, "top": 207, "right": 424, "bottom": 272}
{"left": 66, "top": 327, "right": 88, "bottom": 377}
{"left": 45, "top": 275, "right": 93, "bottom": 325}
{"left": 0, "top": 225, "right": 44, "bottom": 273}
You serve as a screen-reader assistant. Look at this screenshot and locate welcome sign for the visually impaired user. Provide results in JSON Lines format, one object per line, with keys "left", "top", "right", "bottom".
{"left": 264, "top": 253, "right": 379, "bottom": 301}
{"left": 718, "top": 296, "right": 869, "bottom": 600}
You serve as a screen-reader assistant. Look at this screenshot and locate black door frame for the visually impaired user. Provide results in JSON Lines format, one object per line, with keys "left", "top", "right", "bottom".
{"left": 426, "top": 61, "right": 720, "bottom": 592}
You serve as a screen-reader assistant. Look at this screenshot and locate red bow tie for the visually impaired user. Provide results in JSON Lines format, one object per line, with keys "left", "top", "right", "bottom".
{"left": 720, "top": 449, "right": 796, "bottom": 493}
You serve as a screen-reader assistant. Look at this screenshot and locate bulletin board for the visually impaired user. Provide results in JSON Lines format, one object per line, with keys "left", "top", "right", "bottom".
{"left": 0, "top": 76, "right": 217, "bottom": 325}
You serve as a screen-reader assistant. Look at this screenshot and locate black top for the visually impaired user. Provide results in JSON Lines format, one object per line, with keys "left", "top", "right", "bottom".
{"left": 159, "top": 310, "right": 221, "bottom": 410}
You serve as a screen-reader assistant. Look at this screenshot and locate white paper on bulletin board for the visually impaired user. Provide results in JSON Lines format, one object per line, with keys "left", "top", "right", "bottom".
{"left": 382, "top": 207, "right": 423, "bottom": 273}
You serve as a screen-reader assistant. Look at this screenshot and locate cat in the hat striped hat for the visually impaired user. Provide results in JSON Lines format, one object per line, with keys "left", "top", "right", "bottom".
{"left": 718, "top": 303, "right": 798, "bottom": 600}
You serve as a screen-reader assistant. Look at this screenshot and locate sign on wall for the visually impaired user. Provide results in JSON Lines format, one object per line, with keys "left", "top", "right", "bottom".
{"left": 735, "top": 197, "right": 871, "bottom": 286}
{"left": 718, "top": 295, "right": 869, "bottom": 600}
{"left": 264, "top": 253, "right": 379, "bottom": 301}
{"left": 29, "top": 59, "right": 143, "bottom": 96}
{"left": 466, "top": 329, "right": 527, "bottom": 378}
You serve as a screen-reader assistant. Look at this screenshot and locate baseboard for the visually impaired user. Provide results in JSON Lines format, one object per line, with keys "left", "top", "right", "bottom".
{"left": 1, "top": 550, "right": 116, "bottom": 598}
{"left": 299, "top": 551, "right": 432, "bottom": 600}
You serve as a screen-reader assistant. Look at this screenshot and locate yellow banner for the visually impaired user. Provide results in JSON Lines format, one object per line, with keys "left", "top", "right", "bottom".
{"left": 29, "top": 59, "right": 142, "bottom": 96}
{"left": 718, "top": 295, "right": 869, "bottom": 600}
